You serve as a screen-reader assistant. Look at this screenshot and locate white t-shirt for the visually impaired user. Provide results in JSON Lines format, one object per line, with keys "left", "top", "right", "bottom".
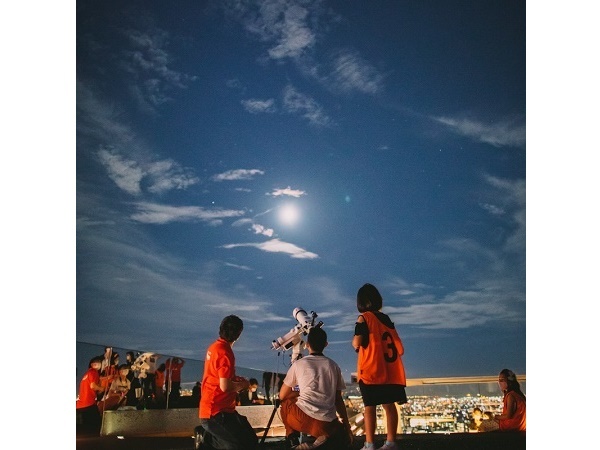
{"left": 282, "top": 354, "right": 346, "bottom": 422}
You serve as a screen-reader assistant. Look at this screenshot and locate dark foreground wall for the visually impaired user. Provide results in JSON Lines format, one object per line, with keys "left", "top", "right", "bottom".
{"left": 76, "top": 432, "right": 526, "bottom": 450}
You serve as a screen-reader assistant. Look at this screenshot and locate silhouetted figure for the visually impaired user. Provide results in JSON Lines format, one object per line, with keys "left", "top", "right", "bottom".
{"left": 165, "top": 356, "right": 185, "bottom": 406}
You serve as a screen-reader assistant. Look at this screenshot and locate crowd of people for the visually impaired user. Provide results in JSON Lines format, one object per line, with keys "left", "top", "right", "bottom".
{"left": 77, "top": 283, "right": 526, "bottom": 450}
{"left": 76, "top": 347, "right": 191, "bottom": 433}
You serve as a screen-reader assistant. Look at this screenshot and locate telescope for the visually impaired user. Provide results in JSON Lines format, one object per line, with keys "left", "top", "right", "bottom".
{"left": 272, "top": 307, "right": 323, "bottom": 363}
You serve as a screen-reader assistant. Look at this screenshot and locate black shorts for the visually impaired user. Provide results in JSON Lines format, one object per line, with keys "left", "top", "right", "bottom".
{"left": 359, "top": 381, "right": 407, "bottom": 407}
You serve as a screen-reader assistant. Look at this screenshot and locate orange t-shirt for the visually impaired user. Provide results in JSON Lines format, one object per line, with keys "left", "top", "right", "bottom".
{"left": 76, "top": 368, "right": 100, "bottom": 409}
{"left": 499, "top": 391, "right": 526, "bottom": 431}
{"left": 165, "top": 359, "right": 184, "bottom": 382}
{"left": 357, "top": 311, "right": 406, "bottom": 385}
{"left": 199, "top": 338, "right": 237, "bottom": 419}
{"left": 155, "top": 369, "right": 165, "bottom": 390}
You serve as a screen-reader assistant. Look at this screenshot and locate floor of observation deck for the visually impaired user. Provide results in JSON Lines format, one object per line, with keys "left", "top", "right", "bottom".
{"left": 76, "top": 430, "right": 526, "bottom": 450}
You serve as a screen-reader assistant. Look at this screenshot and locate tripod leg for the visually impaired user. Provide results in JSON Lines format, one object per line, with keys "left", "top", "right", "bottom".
{"left": 259, "top": 404, "right": 279, "bottom": 447}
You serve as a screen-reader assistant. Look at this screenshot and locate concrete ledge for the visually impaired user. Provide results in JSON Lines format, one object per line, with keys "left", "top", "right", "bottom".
{"left": 100, "top": 405, "right": 285, "bottom": 438}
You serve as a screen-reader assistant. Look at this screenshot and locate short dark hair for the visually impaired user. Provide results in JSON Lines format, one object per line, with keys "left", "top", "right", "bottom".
{"left": 89, "top": 356, "right": 103, "bottom": 367}
{"left": 219, "top": 315, "right": 244, "bottom": 342}
{"left": 307, "top": 327, "right": 327, "bottom": 353}
{"left": 249, "top": 378, "right": 259, "bottom": 386}
{"left": 357, "top": 283, "right": 383, "bottom": 312}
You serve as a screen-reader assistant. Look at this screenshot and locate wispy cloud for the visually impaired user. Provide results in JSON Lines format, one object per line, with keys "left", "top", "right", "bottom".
{"left": 433, "top": 116, "right": 526, "bottom": 148}
{"left": 212, "top": 169, "right": 265, "bottom": 181}
{"left": 328, "top": 50, "right": 384, "bottom": 94}
{"left": 483, "top": 175, "right": 525, "bottom": 253}
{"left": 98, "top": 149, "right": 144, "bottom": 195}
{"left": 222, "top": 238, "right": 318, "bottom": 259}
{"left": 374, "top": 174, "right": 526, "bottom": 332}
{"left": 386, "top": 277, "right": 431, "bottom": 297}
{"left": 283, "top": 85, "right": 332, "bottom": 127}
{"left": 231, "top": 0, "right": 318, "bottom": 60}
{"left": 98, "top": 148, "right": 199, "bottom": 196}
{"left": 241, "top": 98, "right": 277, "bottom": 113}
{"left": 224, "top": 262, "right": 252, "bottom": 271}
{"left": 130, "top": 202, "right": 245, "bottom": 224}
{"left": 268, "top": 186, "right": 306, "bottom": 197}
{"left": 385, "top": 289, "right": 523, "bottom": 330}
{"left": 122, "top": 28, "right": 197, "bottom": 112}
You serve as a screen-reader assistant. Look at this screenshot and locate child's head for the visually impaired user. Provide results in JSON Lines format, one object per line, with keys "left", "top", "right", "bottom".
{"left": 219, "top": 315, "right": 244, "bottom": 343}
{"left": 357, "top": 283, "right": 383, "bottom": 312}
{"left": 307, "top": 327, "right": 328, "bottom": 353}
{"left": 89, "top": 356, "right": 103, "bottom": 370}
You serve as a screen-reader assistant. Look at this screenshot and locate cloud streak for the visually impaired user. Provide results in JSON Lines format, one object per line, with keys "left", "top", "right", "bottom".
{"left": 130, "top": 202, "right": 246, "bottom": 224}
{"left": 433, "top": 116, "right": 526, "bottom": 148}
{"left": 212, "top": 169, "right": 265, "bottom": 181}
{"left": 222, "top": 238, "right": 318, "bottom": 259}
{"left": 283, "top": 85, "right": 332, "bottom": 127}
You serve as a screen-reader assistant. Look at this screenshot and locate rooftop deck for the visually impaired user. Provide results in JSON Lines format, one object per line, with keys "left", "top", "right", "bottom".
{"left": 76, "top": 431, "right": 526, "bottom": 450}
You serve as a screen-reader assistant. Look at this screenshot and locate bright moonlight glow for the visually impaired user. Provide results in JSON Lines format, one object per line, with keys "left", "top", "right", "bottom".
{"left": 279, "top": 204, "right": 300, "bottom": 225}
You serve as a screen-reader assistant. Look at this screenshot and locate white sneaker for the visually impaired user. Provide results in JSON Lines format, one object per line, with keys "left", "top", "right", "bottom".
{"left": 378, "top": 442, "right": 398, "bottom": 450}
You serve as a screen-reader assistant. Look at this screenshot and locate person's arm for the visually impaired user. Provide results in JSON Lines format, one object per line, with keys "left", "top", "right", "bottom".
{"left": 352, "top": 315, "right": 366, "bottom": 351}
{"left": 335, "top": 390, "right": 354, "bottom": 444}
{"left": 219, "top": 376, "right": 250, "bottom": 393}
{"left": 279, "top": 382, "right": 299, "bottom": 402}
{"left": 495, "top": 394, "right": 517, "bottom": 421}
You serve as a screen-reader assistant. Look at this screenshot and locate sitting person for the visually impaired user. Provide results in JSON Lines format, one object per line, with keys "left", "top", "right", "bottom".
{"left": 479, "top": 369, "right": 526, "bottom": 432}
{"left": 238, "top": 378, "right": 265, "bottom": 406}
{"left": 279, "top": 327, "right": 353, "bottom": 450}
{"left": 99, "top": 364, "right": 131, "bottom": 412}
{"left": 468, "top": 407, "right": 483, "bottom": 432}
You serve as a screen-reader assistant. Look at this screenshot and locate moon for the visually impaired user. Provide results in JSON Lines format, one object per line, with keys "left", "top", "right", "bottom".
{"left": 279, "top": 204, "right": 300, "bottom": 225}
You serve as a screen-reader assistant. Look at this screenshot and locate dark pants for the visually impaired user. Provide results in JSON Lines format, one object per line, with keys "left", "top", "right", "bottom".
{"left": 76, "top": 404, "right": 101, "bottom": 435}
{"left": 199, "top": 411, "right": 257, "bottom": 450}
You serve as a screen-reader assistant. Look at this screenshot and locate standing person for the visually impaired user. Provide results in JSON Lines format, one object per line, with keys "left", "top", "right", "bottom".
{"left": 155, "top": 363, "right": 166, "bottom": 408}
{"left": 125, "top": 351, "right": 141, "bottom": 408}
{"left": 165, "top": 356, "right": 185, "bottom": 406}
{"left": 279, "top": 327, "right": 353, "bottom": 450}
{"left": 99, "top": 352, "right": 119, "bottom": 400}
{"left": 195, "top": 315, "right": 257, "bottom": 450}
{"left": 76, "top": 356, "right": 105, "bottom": 434}
{"left": 479, "top": 369, "right": 526, "bottom": 432}
{"left": 99, "top": 346, "right": 113, "bottom": 374}
{"left": 352, "top": 283, "right": 407, "bottom": 450}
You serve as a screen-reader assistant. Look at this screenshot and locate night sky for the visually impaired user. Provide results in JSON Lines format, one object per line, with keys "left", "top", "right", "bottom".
{"left": 73, "top": 0, "right": 528, "bottom": 380}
